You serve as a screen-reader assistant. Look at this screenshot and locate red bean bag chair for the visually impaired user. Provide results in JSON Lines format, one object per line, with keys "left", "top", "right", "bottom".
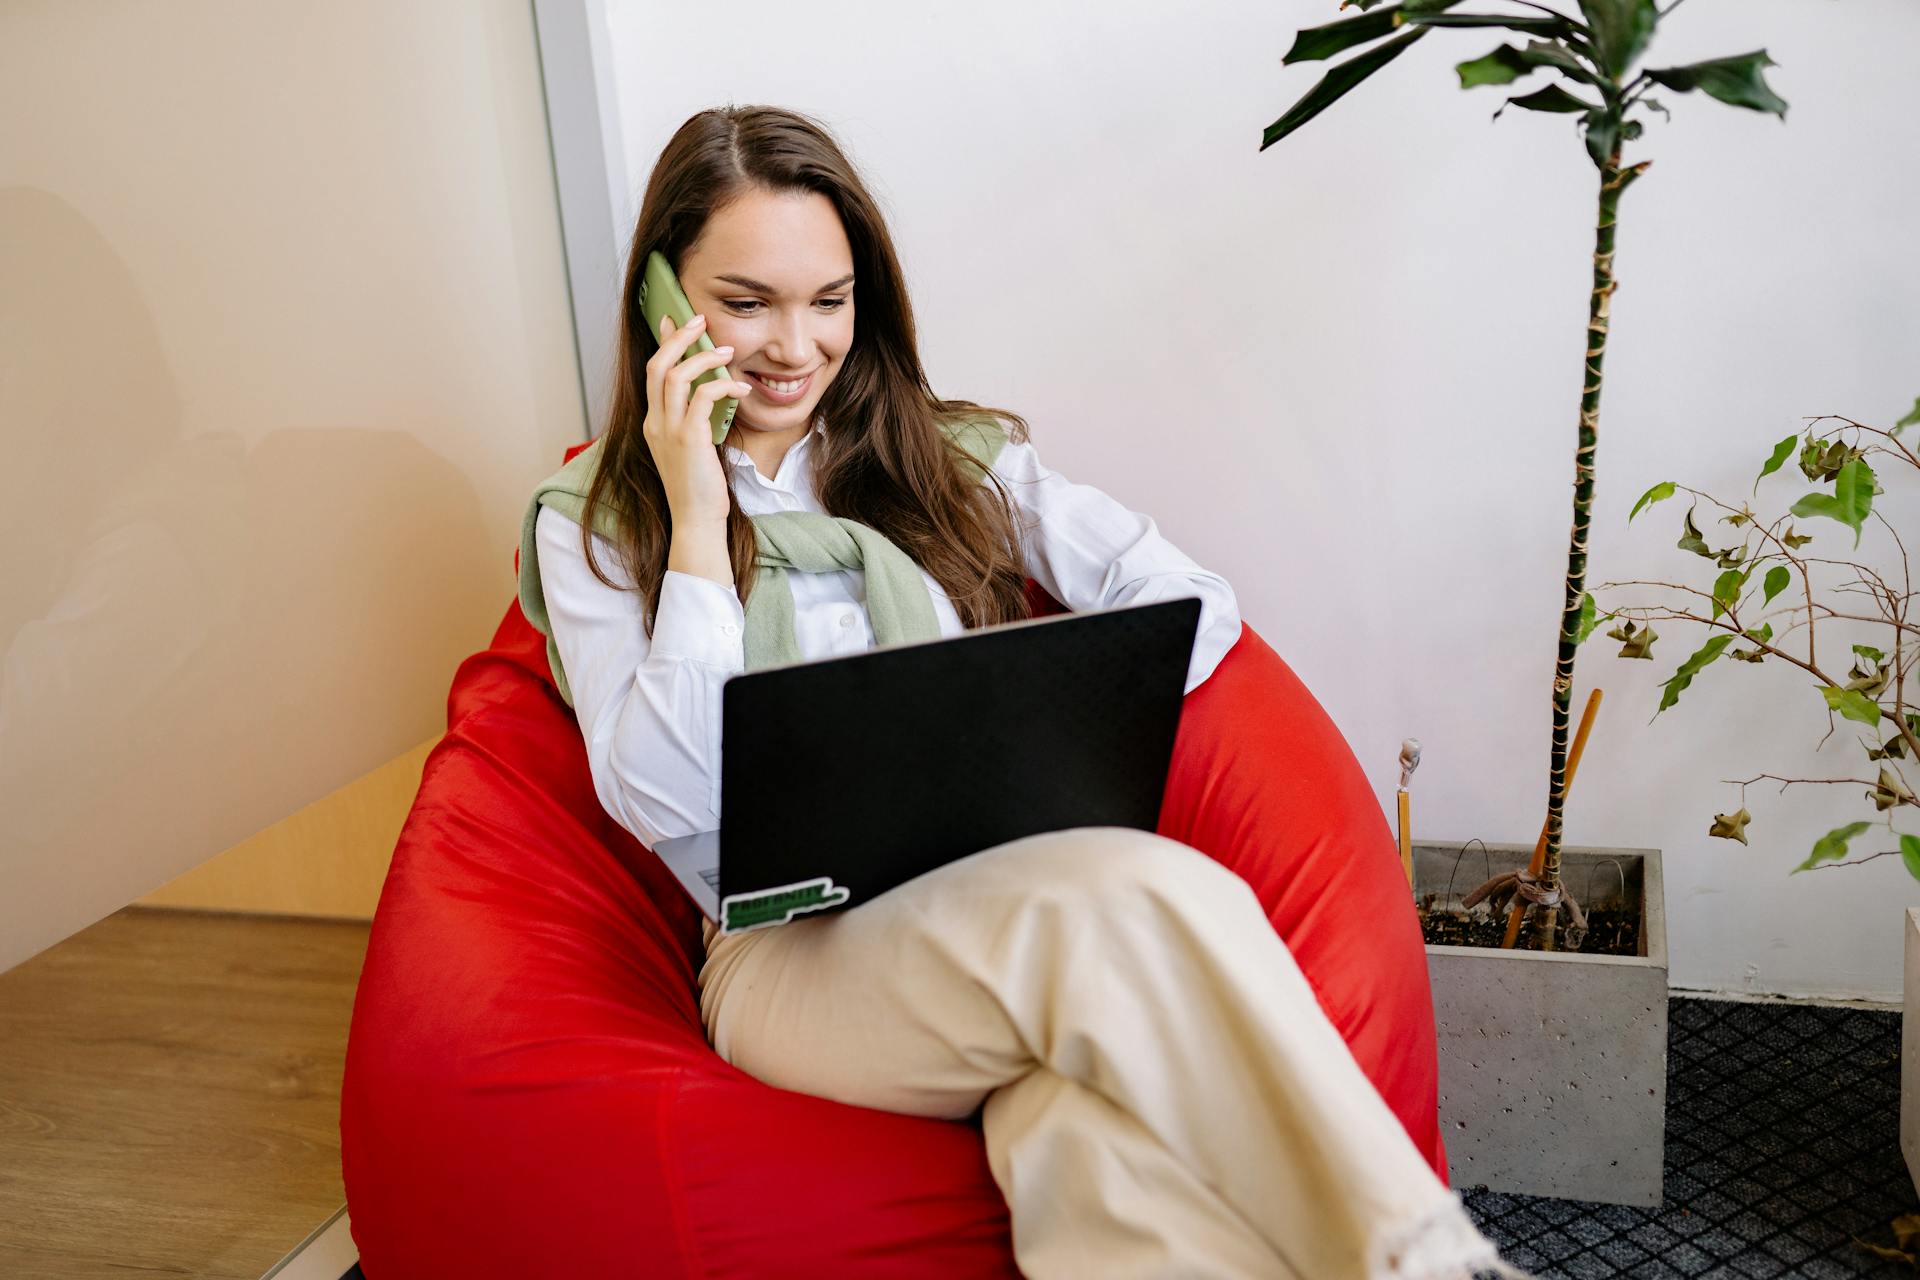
{"left": 341, "top": 444, "right": 1445, "bottom": 1279}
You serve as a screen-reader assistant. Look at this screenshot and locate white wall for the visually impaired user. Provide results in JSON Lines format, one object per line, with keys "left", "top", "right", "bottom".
{"left": 604, "top": 0, "right": 1920, "bottom": 1000}
{"left": 0, "top": 1, "right": 586, "bottom": 971}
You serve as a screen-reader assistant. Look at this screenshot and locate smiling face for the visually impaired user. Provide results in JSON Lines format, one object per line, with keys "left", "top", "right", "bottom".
{"left": 678, "top": 188, "right": 856, "bottom": 462}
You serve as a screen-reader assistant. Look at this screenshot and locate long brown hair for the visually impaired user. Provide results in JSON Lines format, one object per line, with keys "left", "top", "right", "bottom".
{"left": 579, "top": 105, "right": 1034, "bottom": 635}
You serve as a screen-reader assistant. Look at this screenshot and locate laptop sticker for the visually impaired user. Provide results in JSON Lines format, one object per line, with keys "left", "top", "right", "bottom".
{"left": 720, "top": 876, "right": 852, "bottom": 934}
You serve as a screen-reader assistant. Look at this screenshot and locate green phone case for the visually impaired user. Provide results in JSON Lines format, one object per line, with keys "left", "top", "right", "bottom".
{"left": 638, "top": 249, "right": 739, "bottom": 445}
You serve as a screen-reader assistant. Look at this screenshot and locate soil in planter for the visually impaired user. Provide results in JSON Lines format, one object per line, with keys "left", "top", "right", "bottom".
{"left": 1418, "top": 899, "right": 1641, "bottom": 957}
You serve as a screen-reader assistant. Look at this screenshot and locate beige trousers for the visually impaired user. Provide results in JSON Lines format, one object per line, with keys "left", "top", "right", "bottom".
{"left": 697, "top": 827, "right": 1511, "bottom": 1280}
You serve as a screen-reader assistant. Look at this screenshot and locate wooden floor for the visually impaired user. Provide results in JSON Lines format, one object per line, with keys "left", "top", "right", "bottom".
{"left": 0, "top": 907, "right": 371, "bottom": 1279}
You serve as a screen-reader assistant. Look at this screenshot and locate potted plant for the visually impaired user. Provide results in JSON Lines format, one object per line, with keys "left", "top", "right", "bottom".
{"left": 1260, "top": 0, "right": 1787, "bottom": 1204}
{"left": 1590, "top": 396, "right": 1920, "bottom": 1199}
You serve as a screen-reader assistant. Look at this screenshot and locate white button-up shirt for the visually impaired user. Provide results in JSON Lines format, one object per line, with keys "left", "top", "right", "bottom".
{"left": 536, "top": 419, "right": 1241, "bottom": 853}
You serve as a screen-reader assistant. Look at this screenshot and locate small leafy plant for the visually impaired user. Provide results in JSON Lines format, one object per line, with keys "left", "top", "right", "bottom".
{"left": 1595, "top": 397, "right": 1920, "bottom": 884}
{"left": 1262, "top": 0, "right": 1788, "bottom": 948}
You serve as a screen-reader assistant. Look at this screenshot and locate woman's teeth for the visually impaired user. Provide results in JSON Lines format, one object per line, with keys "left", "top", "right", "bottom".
{"left": 747, "top": 371, "right": 813, "bottom": 402}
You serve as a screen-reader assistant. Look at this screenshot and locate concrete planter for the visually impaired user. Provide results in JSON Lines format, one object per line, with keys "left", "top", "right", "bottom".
{"left": 1414, "top": 841, "right": 1668, "bottom": 1207}
{"left": 1904, "top": 908, "right": 1919, "bottom": 1202}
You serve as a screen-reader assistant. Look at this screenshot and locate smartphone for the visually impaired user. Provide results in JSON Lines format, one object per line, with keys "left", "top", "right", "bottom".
{"left": 638, "top": 249, "right": 739, "bottom": 446}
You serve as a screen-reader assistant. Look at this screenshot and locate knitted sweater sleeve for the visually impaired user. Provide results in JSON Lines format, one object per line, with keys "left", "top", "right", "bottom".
{"left": 534, "top": 503, "right": 744, "bottom": 849}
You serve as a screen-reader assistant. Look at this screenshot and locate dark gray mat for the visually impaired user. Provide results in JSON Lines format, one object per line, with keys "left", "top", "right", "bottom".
{"left": 1465, "top": 996, "right": 1914, "bottom": 1278}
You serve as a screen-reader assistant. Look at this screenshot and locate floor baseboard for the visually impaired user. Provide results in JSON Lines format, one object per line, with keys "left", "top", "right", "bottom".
{"left": 261, "top": 1204, "right": 358, "bottom": 1280}
{"left": 1671, "top": 984, "right": 1901, "bottom": 1012}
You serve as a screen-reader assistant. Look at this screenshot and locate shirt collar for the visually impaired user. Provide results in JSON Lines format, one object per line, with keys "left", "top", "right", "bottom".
{"left": 724, "top": 414, "right": 827, "bottom": 488}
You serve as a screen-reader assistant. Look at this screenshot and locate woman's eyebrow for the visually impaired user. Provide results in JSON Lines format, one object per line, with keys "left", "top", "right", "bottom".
{"left": 713, "top": 272, "right": 855, "bottom": 295}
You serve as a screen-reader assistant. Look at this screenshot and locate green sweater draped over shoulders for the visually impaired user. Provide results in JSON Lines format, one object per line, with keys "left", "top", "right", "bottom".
{"left": 517, "top": 415, "right": 1009, "bottom": 708}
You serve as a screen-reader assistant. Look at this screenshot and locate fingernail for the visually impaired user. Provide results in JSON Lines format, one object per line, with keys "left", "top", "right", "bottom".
{"left": 716, "top": 345, "right": 734, "bottom": 353}
{"left": 691, "top": 314, "right": 706, "bottom": 327}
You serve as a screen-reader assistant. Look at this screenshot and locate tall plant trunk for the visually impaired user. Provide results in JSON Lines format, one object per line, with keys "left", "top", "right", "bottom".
{"left": 1534, "top": 143, "right": 1633, "bottom": 951}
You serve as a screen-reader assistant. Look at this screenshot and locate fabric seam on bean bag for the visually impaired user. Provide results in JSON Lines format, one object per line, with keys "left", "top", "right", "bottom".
{"left": 656, "top": 1067, "right": 708, "bottom": 1279}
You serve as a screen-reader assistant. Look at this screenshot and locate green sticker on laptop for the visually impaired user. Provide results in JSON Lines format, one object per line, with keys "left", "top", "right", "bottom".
{"left": 720, "top": 877, "right": 852, "bottom": 934}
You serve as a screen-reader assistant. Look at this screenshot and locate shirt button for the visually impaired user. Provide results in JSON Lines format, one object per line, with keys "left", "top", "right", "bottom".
{"left": 839, "top": 612, "right": 855, "bottom": 630}
{"left": 722, "top": 622, "right": 739, "bottom": 636}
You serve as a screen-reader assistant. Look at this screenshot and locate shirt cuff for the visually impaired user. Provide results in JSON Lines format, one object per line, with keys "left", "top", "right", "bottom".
{"left": 650, "top": 570, "right": 747, "bottom": 669}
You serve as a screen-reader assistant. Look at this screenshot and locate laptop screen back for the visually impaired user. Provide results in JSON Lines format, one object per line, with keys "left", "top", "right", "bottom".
{"left": 716, "top": 596, "right": 1201, "bottom": 912}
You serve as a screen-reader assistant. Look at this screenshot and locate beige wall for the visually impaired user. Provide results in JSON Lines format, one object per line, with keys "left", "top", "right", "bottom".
{"left": 0, "top": 1, "right": 587, "bottom": 972}
{"left": 137, "top": 736, "right": 436, "bottom": 921}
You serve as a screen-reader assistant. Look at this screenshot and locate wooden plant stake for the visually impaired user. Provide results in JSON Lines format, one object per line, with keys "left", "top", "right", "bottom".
{"left": 1500, "top": 688, "right": 1604, "bottom": 950}
{"left": 1397, "top": 738, "right": 1422, "bottom": 889}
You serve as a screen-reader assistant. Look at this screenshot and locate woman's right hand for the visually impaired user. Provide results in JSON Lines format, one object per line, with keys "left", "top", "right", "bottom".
{"left": 644, "top": 312, "right": 751, "bottom": 528}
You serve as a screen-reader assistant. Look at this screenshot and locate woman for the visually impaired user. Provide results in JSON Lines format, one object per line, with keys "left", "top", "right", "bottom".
{"left": 523, "top": 105, "right": 1514, "bottom": 1280}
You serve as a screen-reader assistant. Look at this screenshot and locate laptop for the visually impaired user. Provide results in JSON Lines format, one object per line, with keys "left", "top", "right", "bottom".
{"left": 651, "top": 595, "right": 1202, "bottom": 935}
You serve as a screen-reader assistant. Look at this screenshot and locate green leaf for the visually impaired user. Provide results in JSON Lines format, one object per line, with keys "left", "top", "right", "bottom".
{"left": 1854, "top": 643, "right": 1887, "bottom": 665}
{"left": 1584, "top": 108, "right": 1620, "bottom": 168}
{"left": 1457, "top": 44, "right": 1535, "bottom": 87}
{"left": 1644, "top": 50, "right": 1789, "bottom": 117}
{"left": 1499, "top": 83, "right": 1596, "bottom": 116}
{"left": 1577, "top": 0, "right": 1657, "bottom": 75}
{"left": 1407, "top": 13, "right": 1573, "bottom": 35}
{"left": 1789, "top": 457, "right": 1876, "bottom": 549}
{"left": 1710, "top": 568, "right": 1750, "bottom": 620}
{"left": 1570, "top": 591, "right": 1599, "bottom": 645}
{"left": 1869, "top": 765, "right": 1915, "bottom": 811}
{"left": 1629, "top": 480, "right": 1675, "bottom": 523}
{"left": 1754, "top": 433, "right": 1798, "bottom": 494}
{"left": 1519, "top": 39, "right": 1606, "bottom": 88}
{"left": 1762, "top": 565, "right": 1791, "bottom": 605}
{"left": 1283, "top": 12, "right": 1395, "bottom": 65}
{"left": 1793, "top": 820, "right": 1872, "bottom": 872}
{"left": 1284, "top": 4, "right": 1454, "bottom": 64}
{"left": 1610, "top": 617, "right": 1657, "bottom": 658}
{"left": 1264, "top": 29, "right": 1429, "bottom": 149}
{"left": 1677, "top": 505, "right": 1716, "bottom": 558}
{"left": 1901, "top": 834, "right": 1920, "bottom": 883}
{"left": 1731, "top": 621, "right": 1773, "bottom": 662}
{"left": 1799, "top": 437, "right": 1856, "bottom": 481}
{"left": 1896, "top": 396, "right": 1920, "bottom": 437}
{"left": 1658, "top": 634, "right": 1734, "bottom": 713}
{"left": 1821, "top": 684, "right": 1883, "bottom": 727}
{"left": 1617, "top": 160, "right": 1649, "bottom": 198}
{"left": 1847, "top": 656, "right": 1892, "bottom": 699}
